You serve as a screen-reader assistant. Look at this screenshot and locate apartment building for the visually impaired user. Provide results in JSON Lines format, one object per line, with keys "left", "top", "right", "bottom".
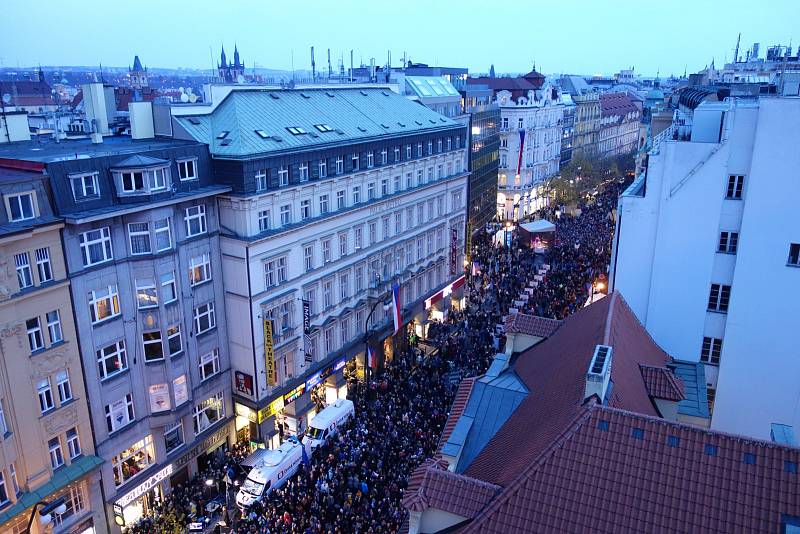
{"left": 572, "top": 92, "right": 601, "bottom": 159}
{"left": 173, "top": 87, "right": 468, "bottom": 447}
{"left": 0, "top": 168, "right": 103, "bottom": 533}
{"left": 598, "top": 92, "right": 641, "bottom": 157}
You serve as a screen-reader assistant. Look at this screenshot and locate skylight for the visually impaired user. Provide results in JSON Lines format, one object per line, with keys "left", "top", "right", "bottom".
{"left": 314, "top": 124, "right": 333, "bottom": 133}
{"left": 217, "top": 131, "right": 230, "bottom": 139}
{"left": 287, "top": 127, "right": 307, "bottom": 135}
{"left": 254, "top": 130, "right": 270, "bottom": 139}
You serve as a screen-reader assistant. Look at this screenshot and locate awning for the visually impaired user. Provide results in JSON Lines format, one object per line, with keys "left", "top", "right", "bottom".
{"left": 520, "top": 219, "right": 555, "bottom": 233}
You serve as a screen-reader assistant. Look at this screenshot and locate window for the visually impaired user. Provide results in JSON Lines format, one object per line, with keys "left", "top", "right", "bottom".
{"left": 788, "top": 243, "right": 800, "bottom": 266}
{"left": 280, "top": 204, "right": 291, "bottom": 226}
{"left": 194, "top": 302, "right": 216, "bottom": 334}
{"left": 427, "top": 167, "right": 434, "bottom": 183}
{"left": 381, "top": 149, "right": 388, "bottom": 165}
{"left": 517, "top": 118, "right": 523, "bottom": 129}
{"left": 185, "top": 205, "right": 207, "bottom": 237}
{"left": 97, "top": 340, "right": 127, "bottom": 379}
{"left": 287, "top": 126, "right": 307, "bottom": 135}
{"left": 726, "top": 175, "right": 744, "bottom": 199}
{"left": 701, "top": 336, "right": 723, "bottom": 365}
{"left": 142, "top": 331, "right": 164, "bottom": 362}
{"left": 112, "top": 435, "right": 153, "bottom": 487}
{"left": 394, "top": 175, "right": 401, "bottom": 192}
{"left": 105, "top": 394, "right": 135, "bottom": 433}
{"left": 154, "top": 218, "right": 172, "bottom": 251}
{"left": 369, "top": 222, "right": 377, "bottom": 245}
{"left": 193, "top": 392, "right": 224, "bottom": 434}
{"left": 355, "top": 265, "right": 364, "bottom": 292}
{"left": 79, "top": 227, "right": 113, "bottom": 266}
{"left": 382, "top": 216, "right": 390, "bottom": 239}
{"left": 352, "top": 153, "right": 359, "bottom": 171}
{"left": 406, "top": 144, "right": 412, "bottom": 159}
{"left": 367, "top": 183, "right": 375, "bottom": 200}
{"left": 178, "top": 159, "right": 197, "bottom": 181}
{"left": 14, "top": 252, "right": 33, "bottom": 289}
{"left": 34, "top": 247, "right": 52, "bottom": 283}
{"left": 354, "top": 227, "right": 363, "bottom": 249}
{"left": 304, "top": 245, "right": 314, "bottom": 272}
{"left": 7, "top": 192, "right": 35, "bottom": 221}
{"left": 318, "top": 159, "right": 327, "bottom": 178}
{"left": 405, "top": 243, "right": 413, "bottom": 266}
{"left": 300, "top": 199, "right": 311, "bottom": 220}
{"left": 340, "top": 315, "right": 350, "bottom": 345}
{"left": 27, "top": 317, "right": 44, "bottom": 352}
{"left": 189, "top": 253, "right": 212, "bottom": 286}
{"left": 323, "top": 279, "right": 333, "bottom": 309}
{"left": 339, "top": 233, "right": 348, "bottom": 257}
{"left": 707, "top": 284, "right": 731, "bottom": 312}
{"left": 164, "top": 421, "right": 184, "bottom": 454}
{"left": 160, "top": 325, "right": 181, "bottom": 359}
{"left": 258, "top": 209, "right": 271, "bottom": 232}
{"left": 704, "top": 444, "right": 718, "bottom": 456}
{"left": 0, "top": 401, "right": 7, "bottom": 435}
{"left": 455, "top": 135, "right": 460, "bottom": 148}
{"left": 299, "top": 162, "right": 309, "bottom": 182}
{"left": 38, "top": 378, "right": 54, "bottom": 413}
{"left": 66, "top": 427, "right": 81, "bottom": 459}
{"left": 9, "top": 464, "right": 18, "bottom": 496}
{"left": 336, "top": 156, "right": 344, "bottom": 175}
{"left": 47, "top": 310, "right": 63, "bottom": 344}
{"left": 255, "top": 169, "right": 268, "bottom": 191}
{"left": 135, "top": 279, "right": 158, "bottom": 309}
{"left": 90, "top": 285, "right": 120, "bottom": 323}
{"left": 405, "top": 173, "right": 412, "bottom": 189}
{"left": 436, "top": 228, "right": 444, "bottom": 250}
{"left": 394, "top": 146, "right": 401, "bottom": 162}
{"left": 337, "top": 190, "right": 346, "bottom": 210}
{"left": 322, "top": 239, "right": 332, "bottom": 263}
{"left": 319, "top": 194, "right": 329, "bottom": 214}
{"left": 49, "top": 437, "right": 64, "bottom": 469}
{"left": 417, "top": 143, "right": 423, "bottom": 157}
{"left": 264, "top": 256, "right": 287, "bottom": 287}
{"left": 367, "top": 151, "right": 374, "bottom": 168}
{"left": 278, "top": 166, "right": 289, "bottom": 186}
{"left": 128, "top": 222, "right": 151, "bottom": 255}
{"left": 340, "top": 273, "right": 349, "bottom": 300}
{"left": 437, "top": 164, "right": 443, "bottom": 180}
{"left": 417, "top": 236, "right": 423, "bottom": 260}
{"left": 70, "top": 173, "right": 100, "bottom": 200}
{"left": 200, "top": 348, "right": 221, "bottom": 381}
{"left": 324, "top": 327, "right": 334, "bottom": 354}
{"left": 120, "top": 171, "right": 145, "bottom": 193}
{"left": 0, "top": 473, "right": 7, "bottom": 506}
{"left": 381, "top": 179, "right": 388, "bottom": 196}
{"left": 353, "top": 186, "right": 361, "bottom": 204}
{"left": 718, "top": 231, "right": 738, "bottom": 254}
{"left": 304, "top": 288, "right": 317, "bottom": 315}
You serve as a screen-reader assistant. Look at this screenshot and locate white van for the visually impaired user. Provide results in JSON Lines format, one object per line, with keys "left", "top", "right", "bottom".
{"left": 302, "top": 398, "right": 355, "bottom": 452}
{"left": 235, "top": 438, "right": 302, "bottom": 509}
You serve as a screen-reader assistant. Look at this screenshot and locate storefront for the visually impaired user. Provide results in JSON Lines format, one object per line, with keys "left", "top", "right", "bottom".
{"left": 424, "top": 275, "right": 466, "bottom": 324}
{"left": 113, "top": 463, "right": 172, "bottom": 528}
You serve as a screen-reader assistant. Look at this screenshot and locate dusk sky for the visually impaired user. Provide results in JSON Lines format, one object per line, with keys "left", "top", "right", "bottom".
{"left": 0, "top": 0, "right": 794, "bottom": 76}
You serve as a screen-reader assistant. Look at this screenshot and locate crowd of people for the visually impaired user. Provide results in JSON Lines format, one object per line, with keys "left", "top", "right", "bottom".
{"left": 124, "top": 179, "right": 626, "bottom": 534}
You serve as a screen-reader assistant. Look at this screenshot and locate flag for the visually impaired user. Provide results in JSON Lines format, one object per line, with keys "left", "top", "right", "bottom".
{"left": 367, "top": 345, "right": 377, "bottom": 369}
{"left": 391, "top": 282, "right": 402, "bottom": 334}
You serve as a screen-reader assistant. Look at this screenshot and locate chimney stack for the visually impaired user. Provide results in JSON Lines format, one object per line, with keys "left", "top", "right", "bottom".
{"left": 584, "top": 345, "right": 613, "bottom": 403}
{"left": 129, "top": 101, "right": 154, "bottom": 139}
{"left": 81, "top": 82, "right": 109, "bottom": 143}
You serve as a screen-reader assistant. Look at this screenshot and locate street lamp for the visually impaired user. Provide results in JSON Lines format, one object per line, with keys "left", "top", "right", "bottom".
{"left": 363, "top": 277, "right": 392, "bottom": 400}
{"left": 25, "top": 498, "right": 67, "bottom": 533}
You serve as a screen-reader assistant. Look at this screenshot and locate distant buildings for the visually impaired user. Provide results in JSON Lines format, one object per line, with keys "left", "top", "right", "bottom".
{"left": 402, "top": 293, "right": 800, "bottom": 533}
{"left": 0, "top": 69, "right": 58, "bottom": 113}
{"left": 611, "top": 97, "right": 800, "bottom": 440}
{"left": 218, "top": 45, "right": 246, "bottom": 83}
{"left": 597, "top": 92, "right": 641, "bottom": 157}
{"left": 571, "top": 92, "right": 600, "bottom": 159}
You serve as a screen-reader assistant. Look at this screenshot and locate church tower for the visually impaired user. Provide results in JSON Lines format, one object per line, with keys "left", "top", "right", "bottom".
{"left": 129, "top": 55, "right": 148, "bottom": 89}
{"left": 218, "top": 45, "right": 245, "bottom": 83}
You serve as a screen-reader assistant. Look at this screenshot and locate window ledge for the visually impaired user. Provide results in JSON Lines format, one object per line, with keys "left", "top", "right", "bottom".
{"left": 195, "top": 326, "right": 218, "bottom": 338}
{"left": 39, "top": 408, "right": 56, "bottom": 418}
{"left": 59, "top": 398, "right": 75, "bottom": 409}
{"left": 144, "top": 358, "right": 166, "bottom": 365}
{"left": 786, "top": 263, "right": 800, "bottom": 268}
{"left": 191, "top": 279, "right": 213, "bottom": 289}
{"left": 92, "top": 315, "right": 123, "bottom": 328}
{"left": 170, "top": 350, "right": 185, "bottom": 359}
{"left": 29, "top": 347, "right": 47, "bottom": 357}
{"left": 100, "top": 368, "right": 131, "bottom": 385}
{"left": 706, "top": 309, "right": 728, "bottom": 315}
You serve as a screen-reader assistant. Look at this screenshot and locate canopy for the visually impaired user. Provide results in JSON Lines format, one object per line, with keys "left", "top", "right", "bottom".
{"left": 520, "top": 219, "right": 555, "bottom": 233}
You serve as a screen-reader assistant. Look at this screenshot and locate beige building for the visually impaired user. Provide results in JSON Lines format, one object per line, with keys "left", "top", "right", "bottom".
{"left": 572, "top": 93, "right": 601, "bottom": 159}
{"left": 0, "top": 168, "right": 104, "bottom": 534}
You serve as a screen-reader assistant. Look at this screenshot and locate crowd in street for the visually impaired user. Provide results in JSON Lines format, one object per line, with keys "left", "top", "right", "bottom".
{"left": 123, "top": 179, "right": 625, "bottom": 534}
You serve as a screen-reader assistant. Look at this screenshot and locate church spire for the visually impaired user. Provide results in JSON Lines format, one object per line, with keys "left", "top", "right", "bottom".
{"left": 220, "top": 45, "right": 227, "bottom": 68}
{"left": 234, "top": 44, "right": 240, "bottom": 67}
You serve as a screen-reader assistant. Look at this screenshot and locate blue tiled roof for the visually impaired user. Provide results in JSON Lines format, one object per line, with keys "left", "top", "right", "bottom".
{"left": 672, "top": 360, "right": 710, "bottom": 419}
{"left": 454, "top": 370, "right": 529, "bottom": 473}
{"left": 176, "top": 87, "right": 461, "bottom": 158}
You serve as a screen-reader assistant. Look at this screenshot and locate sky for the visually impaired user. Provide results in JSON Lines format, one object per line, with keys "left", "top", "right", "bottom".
{"left": 0, "top": 0, "right": 794, "bottom": 77}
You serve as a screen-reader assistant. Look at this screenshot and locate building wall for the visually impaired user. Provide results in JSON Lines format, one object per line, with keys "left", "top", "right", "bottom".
{"left": 467, "top": 108, "right": 499, "bottom": 235}
{"left": 572, "top": 94, "right": 600, "bottom": 159}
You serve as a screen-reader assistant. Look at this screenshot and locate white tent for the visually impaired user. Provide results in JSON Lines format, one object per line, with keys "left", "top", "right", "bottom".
{"left": 520, "top": 219, "right": 555, "bottom": 233}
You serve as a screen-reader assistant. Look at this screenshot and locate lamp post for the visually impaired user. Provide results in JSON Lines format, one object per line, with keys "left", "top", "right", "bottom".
{"left": 25, "top": 497, "right": 67, "bottom": 534}
{"left": 363, "top": 276, "right": 391, "bottom": 401}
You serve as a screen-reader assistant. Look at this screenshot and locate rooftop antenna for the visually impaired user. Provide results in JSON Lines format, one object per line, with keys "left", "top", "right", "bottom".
{"left": 209, "top": 45, "right": 215, "bottom": 82}
{"left": 291, "top": 49, "right": 295, "bottom": 82}
{"left": 733, "top": 32, "right": 741, "bottom": 63}
{"left": 327, "top": 48, "right": 332, "bottom": 79}
{"left": 99, "top": 62, "right": 104, "bottom": 83}
{"left": 311, "top": 46, "right": 316, "bottom": 82}
{"left": 350, "top": 50, "right": 354, "bottom": 82}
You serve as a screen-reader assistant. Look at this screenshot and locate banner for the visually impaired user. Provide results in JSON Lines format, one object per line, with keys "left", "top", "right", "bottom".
{"left": 235, "top": 371, "right": 254, "bottom": 397}
{"left": 450, "top": 227, "right": 459, "bottom": 275}
{"left": 302, "top": 300, "right": 312, "bottom": 364}
{"left": 264, "top": 317, "right": 276, "bottom": 386}
{"left": 148, "top": 383, "right": 171, "bottom": 413}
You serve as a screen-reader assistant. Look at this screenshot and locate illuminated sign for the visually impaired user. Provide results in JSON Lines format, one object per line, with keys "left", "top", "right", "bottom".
{"left": 305, "top": 372, "right": 322, "bottom": 390}
{"left": 235, "top": 371, "right": 254, "bottom": 397}
{"left": 283, "top": 384, "right": 306, "bottom": 405}
{"left": 425, "top": 275, "right": 466, "bottom": 309}
{"left": 257, "top": 397, "right": 285, "bottom": 423}
{"left": 264, "top": 318, "right": 276, "bottom": 386}
{"left": 334, "top": 357, "right": 346, "bottom": 372}
{"left": 116, "top": 464, "right": 174, "bottom": 508}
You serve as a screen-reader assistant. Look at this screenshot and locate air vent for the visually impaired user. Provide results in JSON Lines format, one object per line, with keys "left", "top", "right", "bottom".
{"left": 335, "top": 129, "right": 344, "bottom": 135}
{"left": 397, "top": 122, "right": 406, "bottom": 127}
{"left": 272, "top": 136, "right": 283, "bottom": 142}
{"left": 220, "top": 138, "right": 232, "bottom": 146}
{"left": 269, "top": 93, "right": 280, "bottom": 100}
{"left": 439, "top": 118, "right": 447, "bottom": 123}
{"left": 188, "top": 117, "right": 201, "bottom": 125}
{"left": 381, "top": 123, "right": 390, "bottom": 129}
{"left": 415, "top": 120, "right": 423, "bottom": 126}
{"left": 300, "top": 92, "right": 311, "bottom": 99}
{"left": 360, "top": 90, "right": 368, "bottom": 96}
{"left": 381, "top": 90, "right": 390, "bottom": 96}
{"left": 429, "top": 119, "right": 437, "bottom": 124}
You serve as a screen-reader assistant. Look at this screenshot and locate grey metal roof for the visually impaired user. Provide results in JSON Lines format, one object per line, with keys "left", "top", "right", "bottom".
{"left": 0, "top": 214, "right": 62, "bottom": 238}
{"left": 110, "top": 154, "right": 170, "bottom": 169}
{"left": 672, "top": 360, "right": 710, "bottom": 419}
{"left": 175, "top": 87, "right": 461, "bottom": 158}
{"left": 0, "top": 135, "right": 198, "bottom": 163}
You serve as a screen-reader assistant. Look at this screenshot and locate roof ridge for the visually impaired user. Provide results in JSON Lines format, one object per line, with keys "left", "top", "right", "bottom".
{"left": 602, "top": 291, "right": 619, "bottom": 345}
{"left": 463, "top": 403, "right": 598, "bottom": 533}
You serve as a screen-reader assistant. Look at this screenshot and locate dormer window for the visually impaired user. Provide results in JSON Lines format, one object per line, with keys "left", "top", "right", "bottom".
{"left": 112, "top": 156, "right": 171, "bottom": 197}
{"left": 5, "top": 192, "right": 36, "bottom": 221}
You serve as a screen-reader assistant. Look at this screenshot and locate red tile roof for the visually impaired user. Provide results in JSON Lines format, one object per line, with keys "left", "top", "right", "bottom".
{"left": 600, "top": 92, "right": 639, "bottom": 118}
{"left": 503, "top": 313, "right": 562, "bottom": 338}
{"left": 462, "top": 403, "right": 800, "bottom": 533}
{"left": 439, "top": 377, "right": 477, "bottom": 450}
{"left": 403, "top": 459, "right": 500, "bottom": 518}
{"left": 640, "top": 364, "right": 685, "bottom": 401}
{"left": 463, "top": 292, "right": 670, "bottom": 487}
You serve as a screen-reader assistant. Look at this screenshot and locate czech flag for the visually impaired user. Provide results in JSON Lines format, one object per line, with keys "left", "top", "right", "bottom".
{"left": 391, "top": 282, "right": 402, "bottom": 334}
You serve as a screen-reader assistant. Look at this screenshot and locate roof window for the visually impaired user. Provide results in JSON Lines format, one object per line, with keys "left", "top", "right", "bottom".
{"left": 314, "top": 124, "right": 333, "bottom": 133}
{"left": 254, "top": 130, "right": 270, "bottom": 139}
{"left": 287, "top": 127, "right": 307, "bottom": 135}
{"left": 414, "top": 120, "right": 423, "bottom": 125}
{"left": 217, "top": 131, "right": 229, "bottom": 139}
{"left": 360, "top": 90, "right": 368, "bottom": 96}
{"left": 381, "top": 90, "right": 390, "bottom": 96}
{"left": 786, "top": 461, "right": 799, "bottom": 474}
{"left": 742, "top": 453, "right": 756, "bottom": 465}
{"left": 704, "top": 444, "right": 718, "bottom": 457}
{"left": 397, "top": 122, "right": 406, "bottom": 127}
{"left": 631, "top": 428, "right": 644, "bottom": 440}
{"left": 220, "top": 139, "right": 232, "bottom": 146}
{"left": 325, "top": 91, "right": 335, "bottom": 97}
{"left": 597, "top": 420, "right": 609, "bottom": 431}
{"left": 667, "top": 435, "right": 680, "bottom": 448}
{"left": 357, "top": 126, "right": 367, "bottom": 132}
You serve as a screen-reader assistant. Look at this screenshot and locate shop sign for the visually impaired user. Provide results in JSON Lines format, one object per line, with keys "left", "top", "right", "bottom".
{"left": 334, "top": 358, "right": 346, "bottom": 372}
{"left": 173, "top": 375, "right": 188, "bottom": 406}
{"left": 235, "top": 371, "right": 254, "bottom": 397}
{"left": 257, "top": 396, "right": 285, "bottom": 423}
{"left": 148, "top": 383, "right": 171, "bottom": 413}
{"left": 116, "top": 464, "right": 174, "bottom": 508}
{"left": 175, "top": 426, "right": 230, "bottom": 469}
{"left": 302, "top": 300, "right": 312, "bottom": 364}
{"left": 264, "top": 318, "right": 277, "bottom": 386}
{"left": 305, "top": 372, "right": 322, "bottom": 390}
{"left": 450, "top": 227, "right": 459, "bottom": 275}
{"left": 305, "top": 356, "right": 348, "bottom": 390}
{"left": 283, "top": 383, "right": 306, "bottom": 405}
{"left": 425, "top": 275, "right": 466, "bottom": 309}
{"left": 235, "top": 403, "right": 257, "bottom": 423}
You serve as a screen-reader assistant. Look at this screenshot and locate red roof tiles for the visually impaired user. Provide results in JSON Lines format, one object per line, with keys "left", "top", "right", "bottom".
{"left": 503, "top": 313, "right": 562, "bottom": 338}
{"left": 439, "top": 377, "right": 476, "bottom": 451}
{"left": 403, "top": 459, "right": 500, "bottom": 518}
{"left": 640, "top": 364, "right": 685, "bottom": 401}
{"left": 600, "top": 92, "right": 639, "bottom": 118}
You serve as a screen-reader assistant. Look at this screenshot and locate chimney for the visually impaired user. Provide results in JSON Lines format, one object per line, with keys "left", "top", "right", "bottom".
{"left": 129, "top": 101, "right": 154, "bottom": 139}
{"left": 584, "top": 345, "right": 613, "bottom": 403}
{"left": 81, "top": 82, "right": 108, "bottom": 143}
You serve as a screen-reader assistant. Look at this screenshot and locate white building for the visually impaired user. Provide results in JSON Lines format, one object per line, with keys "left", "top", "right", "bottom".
{"left": 174, "top": 87, "right": 468, "bottom": 447}
{"left": 610, "top": 97, "right": 800, "bottom": 440}
{"left": 496, "top": 88, "right": 563, "bottom": 220}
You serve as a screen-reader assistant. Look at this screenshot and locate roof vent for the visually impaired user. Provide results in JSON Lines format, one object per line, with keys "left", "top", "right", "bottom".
{"left": 381, "top": 123, "right": 390, "bottom": 129}
{"left": 188, "top": 117, "right": 201, "bottom": 125}
{"left": 325, "top": 91, "right": 335, "bottom": 97}
{"left": 429, "top": 119, "right": 437, "bottom": 124}
{"left": 439, "top": 117, "right": 447, "bottom": 123}
{"left": 397, "top": 122, "right": 406, "bottom": 127}
{"left": 585, "top": 344, "right": 613, "bottom": 403}
{"left": 360, "top": 90, "right": 368, "bottom": 96}
{"left": 415, "top": 120, "right": 423, "bottom": 126}
{"left": 272, "top": 136, "right": 283, "bottom": 142}
{"left": 309, "top": 132, "right": 319, "bottom": 138}
{"left": 217, "top": 130, "right": 230, "bottom": 139}
{"left": 269, "top": 93, "right": 280, "bottom": 99}
{"left": 300, "top": 92, "right": 311, "bottom": 99}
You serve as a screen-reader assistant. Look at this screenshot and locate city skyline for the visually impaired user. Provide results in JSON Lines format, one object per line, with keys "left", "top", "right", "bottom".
{"left": 1, "top": 0, "right": 794, "bottom": 76}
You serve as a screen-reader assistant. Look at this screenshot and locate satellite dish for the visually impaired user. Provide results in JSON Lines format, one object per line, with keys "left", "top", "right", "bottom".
{"left": 178, "top": 86, "right": 185, "bottom": 93}
{"left": 188, "top": 94, "right": 198, "bottom": 103}
{"left": 180, "top": 93, "right": 189, "bottom": 103}
{"left": 236, "top": 74, "right": 245, "bottom": 84}
{"left": 2, "top": 94, "right": 11, "bottom": 104}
